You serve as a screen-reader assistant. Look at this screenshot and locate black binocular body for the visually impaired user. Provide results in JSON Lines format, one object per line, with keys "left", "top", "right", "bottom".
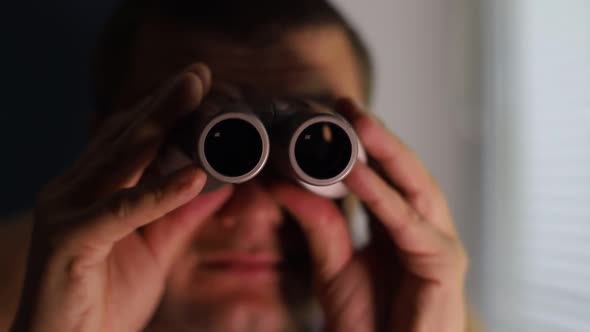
{"left": 158, "top": 91, "right": 363, "bottom": 198}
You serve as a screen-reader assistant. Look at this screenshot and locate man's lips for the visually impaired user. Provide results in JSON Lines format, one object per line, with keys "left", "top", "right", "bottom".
{"left": 198, "top": 252, "right": 281, "bottom": 276}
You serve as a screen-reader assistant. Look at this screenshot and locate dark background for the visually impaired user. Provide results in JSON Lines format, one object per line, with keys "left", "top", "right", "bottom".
{"left": 0, "top": 1, "right": 118, "bottom": 215}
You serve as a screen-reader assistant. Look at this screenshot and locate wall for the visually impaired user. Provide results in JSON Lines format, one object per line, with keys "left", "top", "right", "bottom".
{"left": 0, "top": 1, "right": 118, "bottom": 214}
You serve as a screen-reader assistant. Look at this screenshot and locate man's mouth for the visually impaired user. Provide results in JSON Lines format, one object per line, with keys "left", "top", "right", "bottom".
{"left": 198, "top": 252, "right": 281, "bottom": 278}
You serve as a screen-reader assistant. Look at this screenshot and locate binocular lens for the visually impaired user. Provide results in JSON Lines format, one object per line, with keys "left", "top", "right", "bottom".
{"left": 204, "top": 119, "right": 264, "bottom": 177}
{"left": 294, "top": 122, "right": 353, "bottom": 180}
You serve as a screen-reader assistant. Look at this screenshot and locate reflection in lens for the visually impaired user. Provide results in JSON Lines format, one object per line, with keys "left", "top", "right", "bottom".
{"left": 294, "top": 122, "right": 352, "bottom": 180}
{"left": 204, "top": 119, "right": 263, "bottom": 177}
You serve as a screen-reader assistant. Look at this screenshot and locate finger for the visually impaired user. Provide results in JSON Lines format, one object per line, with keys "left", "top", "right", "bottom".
{"left": 141, "top": 185, "right": 234, "bottom": 271}
{"left": 67, "top": 64, "right": 211, "bottom": 200}
{"left": 336, "top": 99, "right": 446, "bottom": 221}
{"left": 347, "top": 164, "right": 465, "bottom": 280}
{"left": 72, "top": 64, "right": 208, "bottom": 175}
{"left": 345, "top": 163, "right": 451, "bottom": 258}
{"left": 268, "top": 182, "right": 353, "bottom": 283}
{"left": 185, "top": 62, "right": 212, "bottom": 95}
{"left": 71, "top": 166, "right": 207, "bottom": 248}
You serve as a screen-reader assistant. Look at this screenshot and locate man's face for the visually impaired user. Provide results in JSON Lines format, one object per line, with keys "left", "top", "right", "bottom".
{"left": 117, "top": 21, "right": 364, "bottom": 332}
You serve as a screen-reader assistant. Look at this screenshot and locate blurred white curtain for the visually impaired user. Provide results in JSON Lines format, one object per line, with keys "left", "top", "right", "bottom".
{"left": 481, "top": 0, "right": 590, "bottom": 331}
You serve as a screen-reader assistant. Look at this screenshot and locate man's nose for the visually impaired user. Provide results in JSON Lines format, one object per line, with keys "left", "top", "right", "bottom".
{"left": 216, "top": 180, "right": 283, "bottom": 233}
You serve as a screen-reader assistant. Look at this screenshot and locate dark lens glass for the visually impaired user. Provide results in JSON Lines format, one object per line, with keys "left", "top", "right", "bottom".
{"left": 204, "top": 119, "right": 263, "bottom": 177}
{"left": 294, "top": 122, "right": 352, "bottom": 180}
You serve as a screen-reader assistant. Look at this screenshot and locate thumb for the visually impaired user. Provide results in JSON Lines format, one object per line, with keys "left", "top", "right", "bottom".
{"left": 141, "top": 184, "right": 234, "bottom": 271}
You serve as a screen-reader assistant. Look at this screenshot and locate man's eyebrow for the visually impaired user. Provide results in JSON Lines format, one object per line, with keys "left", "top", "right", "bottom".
{"left": 293, "top": 92, "right": 337, "bottom": 108}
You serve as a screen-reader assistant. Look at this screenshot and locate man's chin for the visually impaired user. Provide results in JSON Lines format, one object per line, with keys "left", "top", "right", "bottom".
{"left": 150, "top": 261, "right": 314, "bottom": 331}
{"left": 150, "top": 290, "right": 290, "bottom": 332}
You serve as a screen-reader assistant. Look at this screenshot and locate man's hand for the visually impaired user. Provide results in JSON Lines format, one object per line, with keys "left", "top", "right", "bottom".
{"left": 270, "top": 99, "right": 468, "bottom": 332}
{"left": 11, "top": 64, "right": 233, "bottom": 332}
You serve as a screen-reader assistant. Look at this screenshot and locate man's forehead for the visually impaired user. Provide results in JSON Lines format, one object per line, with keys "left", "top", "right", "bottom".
{"left": 123, "top": 21, "right": 363, "bottom": 105}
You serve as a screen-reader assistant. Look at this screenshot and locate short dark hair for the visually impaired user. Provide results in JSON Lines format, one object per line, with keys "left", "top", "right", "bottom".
{"left": 93, "top": 0, "right": 373, "bottom": 114}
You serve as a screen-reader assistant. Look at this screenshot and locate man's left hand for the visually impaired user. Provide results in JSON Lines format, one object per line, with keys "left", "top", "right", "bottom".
{"left": 270, "top": 99, "right": 468, "bottom": 332}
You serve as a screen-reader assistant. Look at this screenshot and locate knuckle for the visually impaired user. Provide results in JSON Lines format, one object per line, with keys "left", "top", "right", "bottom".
{"left": 405, "top": 203, "right": 422, "bottom": 223}
{"left": 408, "top": 192, "right": 433, "bottom": 216}
{"left": 150, "top": 185, "right": 168, "bottom": 206}
{"left": 353, "top": 113, "right": 376, "bottom": 138}
{"left": 456, "top": 244, "right": 469, "bottom": 273}
{"left": 91, "top": 113, "right": 130, "bottom": 146}
{"left": 431, "top": 180, "right": 448, "bottom": 203}
{"left": 316, "top": 206, "right": 343, "bottom": 227}
{"left": 65, "top": 255, "right": 91, "bottom": 281}
{"left": 106, "top": 190, "right": 135, "bottom": 220}
{"left": 127, "top": 121, "right": 163, "bottom": 145}
{"left": 365, "top": 194, "right": 385, "bottom": 213}
{"left": 29, "top": 223, "right": 83, "bottom": 266}
{"left": 443, "top": 239, "right": 469, "bottom": 276}
{"left": 422, "top": 172, "right": 448, "bottom": 202}
{"left": 47, "top": 226, "right": 78, "bottom": 255}
{"left": 407, "top": 186, "right": 450, "bottom": 221}
{"left": 373, "top": 198, "right": 392, "bottom": 218}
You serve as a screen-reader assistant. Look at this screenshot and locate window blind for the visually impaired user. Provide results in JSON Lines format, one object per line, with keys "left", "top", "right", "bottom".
{"left": 482, "top": 0, "right": 590, "bottom": 331}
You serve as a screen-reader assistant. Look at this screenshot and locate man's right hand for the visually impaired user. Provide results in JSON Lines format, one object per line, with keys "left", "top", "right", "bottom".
{"left": 10, "top": 64, "right": 233, "bottom": 332}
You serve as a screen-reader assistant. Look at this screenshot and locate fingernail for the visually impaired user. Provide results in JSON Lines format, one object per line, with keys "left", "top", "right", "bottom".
{"left": 158, "top": 71, "right": 205, "bottom": 118}
{"left": 336, "top": 98, "right": 362, "bottom": 118}
{"left": 345, "top": 98, "right": 365, "bottom": 110}
{"left": 172, "top": 63, "right": 211, "bottom": 97}
{"left": 176, "top": 168, "right": 206, "bottom": 193}
{"left": 159, "top": 66, "right": 202, "bottom": 96}
{"left": 185, "top": 63, "right": 211, "bottom": 92}
{"left": 354, "top": 99, "right": 369, "bottom": 111}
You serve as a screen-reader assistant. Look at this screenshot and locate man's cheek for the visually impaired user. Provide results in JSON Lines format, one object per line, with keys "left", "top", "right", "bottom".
{"left": 166, "top": 185, "right": 233, "bottom": 222}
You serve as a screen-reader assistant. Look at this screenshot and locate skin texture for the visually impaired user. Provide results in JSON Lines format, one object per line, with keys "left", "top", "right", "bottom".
{"left": 8, "top": 23, "right": 468, "bottom": 332}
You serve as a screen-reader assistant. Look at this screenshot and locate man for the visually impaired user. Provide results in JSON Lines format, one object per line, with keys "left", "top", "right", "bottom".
{"left": 4, "top": 0, "right": 472, "bottom": 331}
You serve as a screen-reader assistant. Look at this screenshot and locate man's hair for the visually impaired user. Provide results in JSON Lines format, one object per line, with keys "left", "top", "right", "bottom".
{"left": 93, "top": 0, "right": 373, "bottom": 114}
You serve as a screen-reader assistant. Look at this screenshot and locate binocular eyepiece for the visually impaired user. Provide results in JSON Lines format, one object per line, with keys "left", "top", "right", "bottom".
{"left": 158, "top": 92, "right": 362, "bottom": 198}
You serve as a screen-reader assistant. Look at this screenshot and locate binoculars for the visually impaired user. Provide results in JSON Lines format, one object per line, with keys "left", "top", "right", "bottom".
{"left": 158, "top": 90, "right": 363, "bottom": 198}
